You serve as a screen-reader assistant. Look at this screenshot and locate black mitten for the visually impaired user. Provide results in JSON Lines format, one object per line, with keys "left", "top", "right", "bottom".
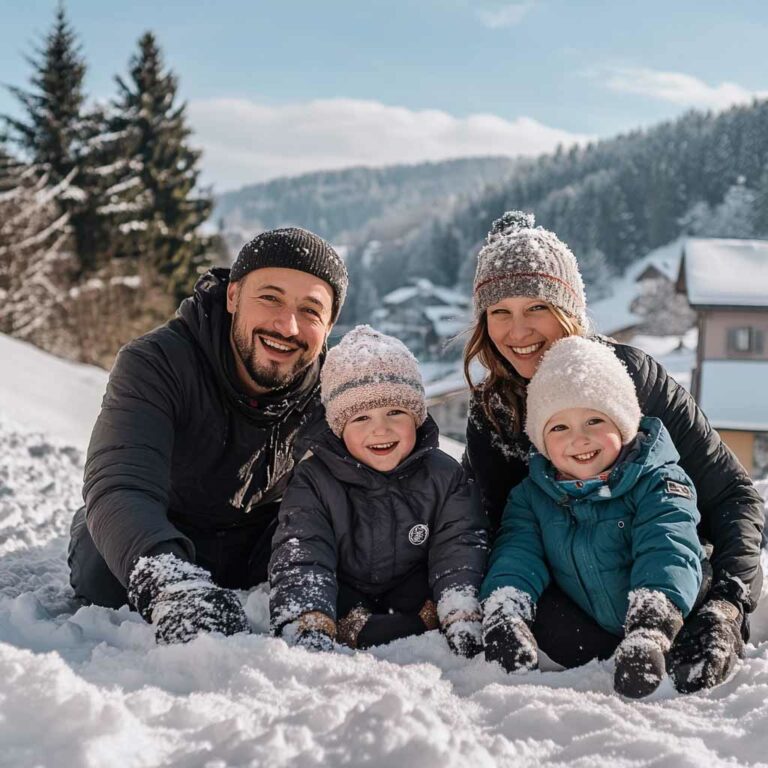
{"left": 667, "top": 598, "right": 745, "bottom": 693}
{"left": 482, "top": 586, "right": 538, "bottom": 673}
{"left": 128, "top": 553, "right": 249, "bottom": 644}
{"left": 614, "top": 589, "right": 683, "bottom": 698}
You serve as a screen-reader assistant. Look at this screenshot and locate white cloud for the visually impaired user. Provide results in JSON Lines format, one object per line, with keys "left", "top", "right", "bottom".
{"left": 605, "top": 67, "right": 768, "bottom": 110}
{"left": 188, "top": 97, "right": 588, "bottom": 191}
{"left": 476, "top": 2, "right": 535, "bottom": 29}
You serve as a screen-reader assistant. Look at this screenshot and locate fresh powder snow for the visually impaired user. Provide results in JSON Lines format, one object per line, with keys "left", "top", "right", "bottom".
{"left": 1, "top": 332, "right": 768, "bottom": 768}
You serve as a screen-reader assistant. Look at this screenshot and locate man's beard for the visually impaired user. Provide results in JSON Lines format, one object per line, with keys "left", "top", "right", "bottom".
{"left": 231, "top": 321, "right": 313, "bottom": 391}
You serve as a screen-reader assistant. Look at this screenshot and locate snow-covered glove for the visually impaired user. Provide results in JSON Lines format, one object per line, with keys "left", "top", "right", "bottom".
{"left": 293, "top": 611, "right": 337, "bottom": 652}
{"left": 667, "top": 598, "right": 745, "bottom": 693}
{"left": 437, "top": 586, "right": 483, "bottom": 658}
{"left": 482, "top": 586, "right": 538, "bottom": 673}
{"left": 128, "top": 553, "right": 249, "bottom": 645}
{"left": 614, "top": 589, "right": 683, "bottom": 698}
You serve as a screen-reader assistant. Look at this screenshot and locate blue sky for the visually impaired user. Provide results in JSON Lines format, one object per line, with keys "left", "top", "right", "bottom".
{"left": 2, "top": 0, "right": 767, "bottom": 190}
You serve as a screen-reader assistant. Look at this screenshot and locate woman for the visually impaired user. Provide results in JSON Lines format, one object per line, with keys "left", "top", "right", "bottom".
{"left": 464, "top": 211, "right": 764, "bottom": 693}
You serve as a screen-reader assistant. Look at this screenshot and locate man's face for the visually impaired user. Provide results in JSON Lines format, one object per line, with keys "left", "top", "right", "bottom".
{"left": 226, "top": 267, "right": 334, "bottom": 394}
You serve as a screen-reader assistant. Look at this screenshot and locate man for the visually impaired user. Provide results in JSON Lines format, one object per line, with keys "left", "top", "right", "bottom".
{"left": 68, "top": 227, "right": 348, "bottom": 644}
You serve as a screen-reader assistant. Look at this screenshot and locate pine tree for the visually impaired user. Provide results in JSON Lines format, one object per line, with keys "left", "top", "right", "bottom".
{"left": 1, "top": 4, "right": 100, "bottom": 272}
{"left": 110, "top": 32, "right": 213, "bottom": 301}
{"left": 0, "top": 148, "right": 77, "bottom": 355}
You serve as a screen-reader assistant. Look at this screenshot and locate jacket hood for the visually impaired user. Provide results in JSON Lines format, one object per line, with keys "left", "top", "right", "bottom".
{"left": 176, "top": 267, "right": 321, "bottom": 425}
{"left": 528, "top": 416, "right": 679, "bottom": 502}
{"left": 304, "top": 413, "right": 440, "bottom": 488}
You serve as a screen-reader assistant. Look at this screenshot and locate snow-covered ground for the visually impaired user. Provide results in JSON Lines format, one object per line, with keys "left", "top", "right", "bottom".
{"left": 2, "top": 333, "right": 768, "bottom": 768}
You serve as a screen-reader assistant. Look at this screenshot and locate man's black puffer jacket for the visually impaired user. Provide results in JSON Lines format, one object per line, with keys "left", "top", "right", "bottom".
{"left": 83, "top": 268, "right": 324, "bottom": 586}
{"left": 464, "top": 339, "right": 764, "bottom": 612}
{"left": 269, "top": 416, "right": 489, "bottom": 633}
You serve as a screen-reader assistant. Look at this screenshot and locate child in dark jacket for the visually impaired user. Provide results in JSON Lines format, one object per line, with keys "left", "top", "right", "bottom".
{"left": 269, "top": 325, "right": 489, "bottom": 656}
{"left": 481, "top": 336, "right": 705, "bottom": 697}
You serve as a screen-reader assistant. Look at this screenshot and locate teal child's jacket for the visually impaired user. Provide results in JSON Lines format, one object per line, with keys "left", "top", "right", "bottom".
{"left": 481, "top": 417, "right": 704, "bottom": 636}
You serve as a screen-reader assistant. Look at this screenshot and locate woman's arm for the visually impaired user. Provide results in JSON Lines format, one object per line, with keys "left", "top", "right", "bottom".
{"left": 463, "top": 390, "right": 529, "bottom": 532}
{"left": 611, "top": 341, "right": 764, "bottom": 612}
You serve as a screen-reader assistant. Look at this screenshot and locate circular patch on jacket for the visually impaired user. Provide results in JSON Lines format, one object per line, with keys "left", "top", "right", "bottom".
{"left": 408, "top": 524, "right": 430, "bottom": 546}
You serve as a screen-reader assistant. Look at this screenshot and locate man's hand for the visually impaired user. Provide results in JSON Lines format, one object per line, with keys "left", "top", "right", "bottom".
{"left": 291, "top": 611, "right": 337, "bottom": 652}
{"left": 667, "top": 599, "right": 745, "bottom": 693}
{"left": 128, "top": 553, "right": 249, "bottom": 644}
{"left": 482, "top": 586, "right": 538, "bottom": 673}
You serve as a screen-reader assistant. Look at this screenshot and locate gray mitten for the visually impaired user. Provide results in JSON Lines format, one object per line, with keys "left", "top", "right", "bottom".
{"left": 482, "top": 586, "right": 538, "bottom": 673}
{"left": 614, "top": 589, "right": 683, "bottom": 698}
{"left": 128, "top": 553, "right": 249, "bottom": 644}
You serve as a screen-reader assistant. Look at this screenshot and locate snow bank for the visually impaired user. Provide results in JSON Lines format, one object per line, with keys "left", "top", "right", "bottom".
{"left": 2, "top": 334, "right": 768, "bottom": 767}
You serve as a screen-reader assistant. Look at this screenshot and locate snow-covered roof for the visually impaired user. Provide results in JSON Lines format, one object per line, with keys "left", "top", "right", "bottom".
{"left": 588, "top": 239, "right": 683, "bottom": 336}
{"left": 681, "top": 238, "right": 768, "bottom": 308}
{"left": 382, "top": 280, "right": 469, "bottom": 307}
{"left": 698, "top": 359, "right": 768, "bottom": 431}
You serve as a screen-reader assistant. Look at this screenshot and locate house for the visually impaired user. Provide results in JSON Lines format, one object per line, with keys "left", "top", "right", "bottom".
{"left": 589, "top": 239, "right": 695, "bottom": 341}
{"left": 676, "top": 237, "right": 768, "bottom": 477}
{"left": 372, "top": 278, "right": 470, "bottom": 361}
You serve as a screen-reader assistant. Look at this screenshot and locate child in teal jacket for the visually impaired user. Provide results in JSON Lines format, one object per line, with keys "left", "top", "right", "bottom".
{"left": 481, "top": 336, "right": 704, "bottom": 698}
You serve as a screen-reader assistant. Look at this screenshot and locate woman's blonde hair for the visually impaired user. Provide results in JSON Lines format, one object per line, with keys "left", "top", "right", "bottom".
{"left": 463, "top": 304, "right": 585, "bottom": 434}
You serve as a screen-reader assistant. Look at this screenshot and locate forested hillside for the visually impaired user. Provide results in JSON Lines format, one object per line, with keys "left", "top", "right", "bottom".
{"left": 341, "top": 99, "right": 768, "bottom": 323}
{"left": 214, "top": 156, "right": 517, "bottom": 246}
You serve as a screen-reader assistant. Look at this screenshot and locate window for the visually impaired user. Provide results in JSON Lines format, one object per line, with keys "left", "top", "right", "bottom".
{"left": 727, "top": 327, "right": 764, "bottom": 354}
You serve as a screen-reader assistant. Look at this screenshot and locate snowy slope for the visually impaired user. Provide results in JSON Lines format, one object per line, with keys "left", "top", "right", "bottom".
{"left": 1, "top": 334, "right": 768, "bottom": 768}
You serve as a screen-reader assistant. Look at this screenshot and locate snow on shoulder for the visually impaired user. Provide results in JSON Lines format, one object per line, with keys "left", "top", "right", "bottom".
{"left": 2, "top": 333, "right": 768, "bottom": 766}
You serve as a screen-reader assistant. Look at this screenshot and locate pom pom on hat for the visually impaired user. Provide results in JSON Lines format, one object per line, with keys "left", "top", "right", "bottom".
{"left": 473, "top": 209, "right": 586, "bottom": 325}
{"left": 321, "top": 325, "right": 427, "bottom": 437}
{"left": 524, "top": 336, "right": 642, "bottom": 458}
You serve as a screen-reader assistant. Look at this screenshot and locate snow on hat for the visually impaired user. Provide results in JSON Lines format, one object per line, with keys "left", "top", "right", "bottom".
{"left": 321, "top": 325, "right": 427, "bottom": 437}
{"left": 473, "top": 211, "right": 587, "bottom": 325}
{"left": 230, "top": 227, "right": 348, "bottom": 321}
{"left": 524, "top": 336, "right": 642, "bottom": 458}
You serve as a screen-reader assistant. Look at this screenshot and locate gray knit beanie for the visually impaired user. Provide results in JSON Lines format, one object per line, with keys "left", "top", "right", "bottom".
{"left": 525, "top": 336, "right": 642, "bottom": 458}
{"left": 231, "top": 227, "right": 348, "bottom": 321}
{"left": 473, "top": 211, "right": 587, "bottom": 325}
{"left": 321, "top": 325, "right": 427, "bottom": 437}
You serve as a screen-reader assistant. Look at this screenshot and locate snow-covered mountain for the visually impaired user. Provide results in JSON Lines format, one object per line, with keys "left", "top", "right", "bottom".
{"left": 1, "top": 333, "right": 767, "bottom": 767}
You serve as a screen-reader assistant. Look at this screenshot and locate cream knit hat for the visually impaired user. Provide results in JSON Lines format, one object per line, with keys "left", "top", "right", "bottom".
{"left": 473, "top": 211, "right": 587, "bottom": 326}
{"left": 524, "top": 336, "right": 642, "bottom": 458}
{"left": 321, "top": 325, "right": 427, "bottom": 437}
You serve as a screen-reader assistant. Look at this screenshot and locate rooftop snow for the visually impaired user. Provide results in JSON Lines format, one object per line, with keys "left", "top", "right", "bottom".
{"left": 682, "top": 238, "right": 768, "bottom": 307}
{"left": 698, "top": 359, "right": 768, "bottom": 431}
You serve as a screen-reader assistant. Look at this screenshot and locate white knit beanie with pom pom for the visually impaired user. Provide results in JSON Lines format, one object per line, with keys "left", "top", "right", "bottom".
{"left": 473, "top": 210, "right": 587, "bottom": 326}
{"left": 524, "top": 336, "right": 642, "bottom": 458}
{"left": 321, "top": 325, "right": 427, "bottom": 437}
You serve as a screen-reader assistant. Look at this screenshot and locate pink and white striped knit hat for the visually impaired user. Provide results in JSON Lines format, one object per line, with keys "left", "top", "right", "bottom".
{"left": 321, "top": 325, "right": 427, "bottom": 437}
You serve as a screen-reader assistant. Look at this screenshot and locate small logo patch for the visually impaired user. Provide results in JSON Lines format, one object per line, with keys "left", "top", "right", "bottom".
{"left": 665, "top": 480, "right": 693, "bottom": 499}
{"left": 408, "top": 524, "right": 430, "bottom": 546}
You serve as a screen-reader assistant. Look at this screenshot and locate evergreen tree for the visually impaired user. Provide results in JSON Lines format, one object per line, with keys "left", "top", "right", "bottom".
{"left": 1, "top": 4, "right": 101, "bottom": 272}
{"left": 110, "top": 32, "right": 212, "bottom": 301}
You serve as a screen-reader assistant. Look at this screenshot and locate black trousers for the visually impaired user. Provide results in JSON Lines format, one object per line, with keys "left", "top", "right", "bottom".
{"left": 534, "top": 557, "right": 718, "bottom": 668}
{"left": 67, "top": 505, "right": 278, "bottom": 608}
{"left": 337, "top": 568, "right": 433, "bottom": 648}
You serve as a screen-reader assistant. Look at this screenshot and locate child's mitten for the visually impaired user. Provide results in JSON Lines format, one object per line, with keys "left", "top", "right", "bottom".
{"left": 128, "top": 553, "right": 249, "bottom": 645}
{"left": 482, "top": 586, "right": 538, "bottom": 672}
{"left": 667, "top": 598, "right": 744, "bottom": 693}
{"left": 293, "top": 611, "right": 337, "bottom": 652}
{"left": 614, "top": 589, "right": 683, "bottom": 698}
{"left": 437, "top": 586, "right": 483, "bottom": 658}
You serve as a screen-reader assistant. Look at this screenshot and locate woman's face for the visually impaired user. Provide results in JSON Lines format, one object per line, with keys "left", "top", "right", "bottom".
{"left": 486, "top": 296, "right": 567, "bottom": 379}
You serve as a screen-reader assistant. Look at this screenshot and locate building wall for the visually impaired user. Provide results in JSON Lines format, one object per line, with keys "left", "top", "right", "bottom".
{"left": 700, "top": 310, "right": 768, "bottom": 361}
{"left": 718, "top": 430, "right": 755, "bottom": 476}
{"left": 427, "top": 390, "right": 469, "bottom": 442}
